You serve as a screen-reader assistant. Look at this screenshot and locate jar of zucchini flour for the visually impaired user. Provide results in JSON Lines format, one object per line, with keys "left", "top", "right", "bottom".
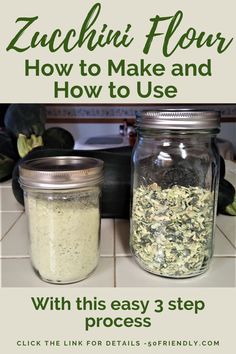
{"left": 130, "top": 110, "right": 220, "bottom": 278}
{"left": 19, "top": 156, "right": 103, "bottom": 284}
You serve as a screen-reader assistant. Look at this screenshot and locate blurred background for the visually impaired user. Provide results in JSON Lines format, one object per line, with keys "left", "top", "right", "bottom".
{"left": 0, "top": 104, "right": 235, "bottom": 159}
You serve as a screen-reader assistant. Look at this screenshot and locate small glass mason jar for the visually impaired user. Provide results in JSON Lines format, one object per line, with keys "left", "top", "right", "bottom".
{"left": 130, "top": 110, "right": 221, "bottom": 278}
{"left": 19, "top": 156, "right": 104, "bottom": 284}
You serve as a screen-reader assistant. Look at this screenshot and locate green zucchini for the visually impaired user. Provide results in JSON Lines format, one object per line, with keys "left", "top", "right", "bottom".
{"left": 225, "top": 196, "right": 236, "bottom": 216}
{"left": 0, "top": 153, "right": 15, "bottom": 182}
{"left": 219, "top": 156, "right": 225, "bottom": 181}
{"left": 43, "top": 127, "right": 74, "bottom": 149}
{"left": 0, "top": 130, "right": 18, "bottom": 160}
{"left": 218, "top": 179, "right": 235, "bottom": 215}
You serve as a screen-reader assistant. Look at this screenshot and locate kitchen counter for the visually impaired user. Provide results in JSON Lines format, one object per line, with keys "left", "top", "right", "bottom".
{"left": 0, "top": 161, "right": 235, "bottom": 288}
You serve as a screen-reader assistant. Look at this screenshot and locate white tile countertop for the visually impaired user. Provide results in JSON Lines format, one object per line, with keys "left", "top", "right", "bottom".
{"left": 0, "top": 161, "right": 235, "bottom": 288}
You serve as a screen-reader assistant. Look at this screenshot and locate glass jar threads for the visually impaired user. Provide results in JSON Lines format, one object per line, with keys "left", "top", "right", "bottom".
{"left": 19, "top": 156, "right": 104, "bottom": 284}
{"left": 130, "top": 110, "right": 221, "bottom": 278}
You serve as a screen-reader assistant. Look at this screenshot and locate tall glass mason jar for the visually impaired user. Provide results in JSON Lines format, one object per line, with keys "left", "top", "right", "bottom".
{"left": 130, "top": 110, "right": 220, "bottom": 278}
{"left": 19, "top": 156, "right": 104, "bottom": 284}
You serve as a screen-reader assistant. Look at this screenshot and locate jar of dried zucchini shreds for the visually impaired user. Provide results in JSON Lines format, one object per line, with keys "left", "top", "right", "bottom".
{"left": 19, "top": 156, "right": 103, "bottom": 284}
{"left": 130, "top": 110, "right": 220, "bottom": 278}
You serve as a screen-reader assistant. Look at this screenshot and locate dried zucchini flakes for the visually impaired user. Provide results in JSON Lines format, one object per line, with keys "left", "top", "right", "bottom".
{"left": 131, "top": 183, "right": 214, "bottom": 277}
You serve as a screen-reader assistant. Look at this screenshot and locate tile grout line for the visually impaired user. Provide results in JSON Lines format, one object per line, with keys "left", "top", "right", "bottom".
{"left": 116, "top": 255, "right": 132, "bottom": 259}
{"left": 216, "top": 225, "right": 236, "bottom": 250}
{"left": 113, "top": 219, "right": 116, "bottom": 288}
{"left": 0, "top": 212, "right": 24, "bottom": 241}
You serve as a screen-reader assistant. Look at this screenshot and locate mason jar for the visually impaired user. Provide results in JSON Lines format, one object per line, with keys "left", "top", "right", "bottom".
{"left": 130, "top": 110, "right": 220, "bottom": 278}
{"left": 19, "top": 156, "right": 104, "bottom": 284}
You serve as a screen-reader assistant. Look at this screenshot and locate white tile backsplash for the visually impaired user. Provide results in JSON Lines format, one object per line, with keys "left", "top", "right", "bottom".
{"left": 100, "top": 219, "right": 114, "bottom": 256}
{"left": 116, "top": 257, "right": 236, "bottom": 288}
{"left": 217, "top": 215, "right": 236, "bottom": 248}
{"left": 0, "top": 212, "right": 23, "bottom": 241}
{"left": 1, "top": 257, "right": 114, "bottom": 287}
{"left": 1, "top": 213, "right": 29, "bottom": 257}
{"left": 214, "top": 227, "right": 236, "bottom": 256}
{"left": 115, "top": 219, "right": 130, "bottom": 256}
{"left": 0, "top": 187, "right": 24, "bottom": 212}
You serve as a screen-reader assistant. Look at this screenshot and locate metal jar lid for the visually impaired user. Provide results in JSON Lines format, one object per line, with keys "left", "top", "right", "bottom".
{"left": 19, "top": 156, "right": 104, "bottom": 189}
{"left": 136, "top": 110, "right": 221, "bottom": 130}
